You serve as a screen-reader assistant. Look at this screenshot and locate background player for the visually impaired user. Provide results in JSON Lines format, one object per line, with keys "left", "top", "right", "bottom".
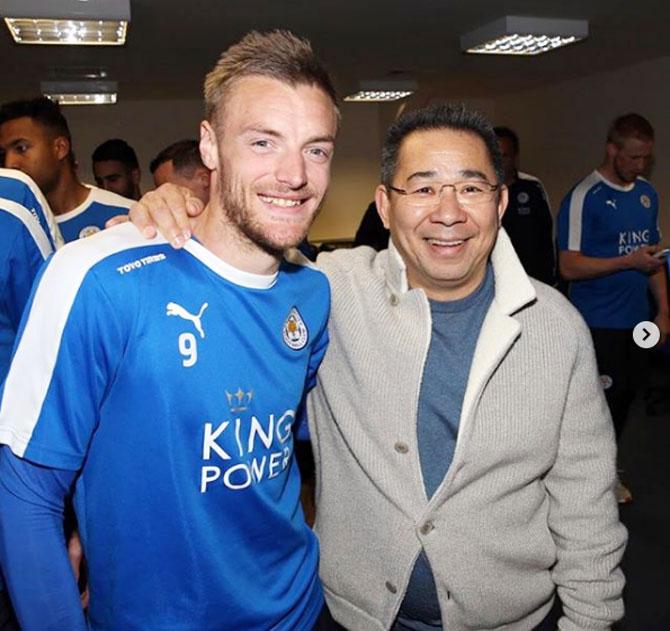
{"left": 92, "top": 138, "right": 142, "bottom": 200}
{"left": 495, "top": 126, "right": 555, "bottom": 285}
{"left": 0, "top": 168, "right": 62, "bottom": 629}
{"left": 0, "top": 97, "right": 133, "bottom": 242}
{"left": 557, "top": 112, "right": 668, "bottom": 503}
{"left": 150, "top": 139, "right": 211, "bottom": 203}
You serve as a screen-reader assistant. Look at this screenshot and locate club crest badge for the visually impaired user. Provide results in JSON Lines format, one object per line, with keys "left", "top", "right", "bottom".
{"left": 640, "top": 194, "right": 651, "bottom": 209}
{"left": 283, "top": 307, "right": 308, "bottom": 350}
{"left": 79, "top": 225, "right": 101, "bottom": 239}
{"left": 517, "top": 191, "right": 529, "bottom": 204}
{"left": 599, "top": 374, "right": 613, "bottom": 390}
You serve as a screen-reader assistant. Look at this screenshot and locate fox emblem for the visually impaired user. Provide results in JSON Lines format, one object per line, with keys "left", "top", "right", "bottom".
{"left": 166, "top": 302, "right": 208, "bottom": 338}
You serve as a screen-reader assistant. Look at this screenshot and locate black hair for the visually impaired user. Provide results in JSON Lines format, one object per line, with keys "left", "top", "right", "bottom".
{"left": 0, "top": 96, "right": 74, "bottom": 164}
{"left": 92, "top": 138, "right": 139, "bottom": 169}
{"left": 381, "top": 103, "right": 504, "bottom": 185}
{"left": 493, "top": 126, "right": 519, "bottom": 154}
{"left": 150, "top": 139, "right": 205, "bottom": 176}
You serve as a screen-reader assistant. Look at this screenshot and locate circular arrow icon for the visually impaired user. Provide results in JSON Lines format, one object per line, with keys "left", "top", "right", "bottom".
{"left": 632, "top": 321, "right": 660, "bottom": 349}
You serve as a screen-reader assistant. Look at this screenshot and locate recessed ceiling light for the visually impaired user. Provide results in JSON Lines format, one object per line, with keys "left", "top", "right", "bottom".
{"left": 41, "top": 81, "right": 118, "bottom": 106}
{"left": 461, "top": 16, "right": 588, "bottom": 56}
{"left": 1, "top": 0, "right": 130, "bottom": 45}
{"left": 344, "top": 81, "right": 417, "bottom": 103}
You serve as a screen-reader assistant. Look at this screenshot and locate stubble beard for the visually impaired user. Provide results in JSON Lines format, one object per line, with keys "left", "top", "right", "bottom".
{"left": 218, "top": 170, "right": 320, "bottom": 258}
{"left": 613, "top": 158, "right": 637, "bottom": 185}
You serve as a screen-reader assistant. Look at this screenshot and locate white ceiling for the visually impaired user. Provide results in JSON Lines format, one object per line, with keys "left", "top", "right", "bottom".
{"left": 1, "top": 0, "right": 669, "bottom": 102}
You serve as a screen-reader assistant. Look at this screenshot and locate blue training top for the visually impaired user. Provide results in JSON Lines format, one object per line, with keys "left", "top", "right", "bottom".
{"left": 55, "top": 185, "right": 133, "bottom": 242}
{"left": 0, "top": 169, "right": 60, "bottom": 382}
{"left": 0, "top": 223, "right": 330, "bottom": 630}
{"left": 557, "top": 170, "right": 660, "bottom": 329}
{"left": 0, "top": 168, "right": 63, "bottom": 251}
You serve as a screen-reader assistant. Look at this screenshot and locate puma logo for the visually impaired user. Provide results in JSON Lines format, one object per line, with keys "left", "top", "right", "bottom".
{"left": 606, "top": 199, "right": 617, "bottom": 210}
{"left": 166, "top": 302, "right": 208, "bottom": 338}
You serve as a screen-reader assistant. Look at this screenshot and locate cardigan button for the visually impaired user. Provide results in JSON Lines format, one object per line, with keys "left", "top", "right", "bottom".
{"left": 385, "top": 581, "right": 398, "bottom": 594}
{"left": 394, "top": 441, "right": 409, "bottom": 454}
{"left": 420, "top": 521, "right": 435, "bottom": 535}
{"left": 389, "top": 293, "right": 399, "bottom": 306}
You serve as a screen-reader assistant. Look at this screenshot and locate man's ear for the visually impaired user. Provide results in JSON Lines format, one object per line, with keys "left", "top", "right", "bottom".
{"left": 199, "top": 121, "right": 219, "bottom": 171}
{"left": 53, "top": 135, "right": 70, "bottom": 162}
{"left": 130, "top": 168, "right": 141, "bottom": 187}
{"left": 605, "top": 141, "right": 619, "bottom": 163}
{"left": 497, "top": 184, "right": 509, "bottom": 224}
{"left": 375, "top": 184, "right": 391, "bottom": 229}
{"left": 196, "top": 167, "right": 210, "bottom": 190}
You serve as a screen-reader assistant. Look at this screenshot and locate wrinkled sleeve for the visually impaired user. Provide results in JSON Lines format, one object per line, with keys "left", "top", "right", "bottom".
{"left": 544, "top": 317, "right": 627, "bottom": 630}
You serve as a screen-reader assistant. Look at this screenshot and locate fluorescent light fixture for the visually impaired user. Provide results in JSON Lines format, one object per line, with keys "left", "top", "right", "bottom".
{"left": 344, "top": 81, "right": 417, "bottom": 102}
{"left": 2, "top": 0, "right": 130, "bottom": 45}
{"left": 461, "top": 16, "right": 588, "bottom": 56}
{"left": 41, "top": 81, "right": 118, "bottom": 106}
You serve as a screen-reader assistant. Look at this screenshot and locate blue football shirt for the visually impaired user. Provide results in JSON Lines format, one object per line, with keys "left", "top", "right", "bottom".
{"left": 0, "top": 169, "right": 61, "bottom": 383}
{"left": 0, "top": 168, "right": 63, "bottom": 251}
{"left": 0, "top": 223, "right": 330, "bottom": 630}
{"left": 557, "top": 170, "right": 660, "bottom": 328}
{"left": 56, "top": 186, "right": 133, "bottom": 242}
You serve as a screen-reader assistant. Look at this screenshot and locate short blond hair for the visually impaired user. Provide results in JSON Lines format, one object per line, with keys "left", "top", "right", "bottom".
{"left": 204, "top": 30, "right": 338, "bottom": 123}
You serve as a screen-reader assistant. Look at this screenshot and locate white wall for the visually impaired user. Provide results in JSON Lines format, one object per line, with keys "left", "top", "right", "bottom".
{"left": 309, "top": 102, "right": 380, "bottom": 241}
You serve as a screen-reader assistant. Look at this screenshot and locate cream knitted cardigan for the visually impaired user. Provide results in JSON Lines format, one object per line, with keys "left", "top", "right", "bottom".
{"left": 308, "top": 231, "right": 626, "bottom": 631}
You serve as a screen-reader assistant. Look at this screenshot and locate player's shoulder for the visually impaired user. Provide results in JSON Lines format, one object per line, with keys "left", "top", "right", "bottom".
{"left": 574, "top": 170, "right": 603, "bottom": 197}
{"left": 517, "top": 171, "right": 544, "bottom": 186}
{"left": 0, "top": 197, "right": 54, "bottom": 258}
{"left": 560, "top": 171, "right": 602, "bottom": 212}
{"left": 282, "top": 247, "right": 330, "bottom": 288}
{"left": 45, "top": 223, "right": 171, "bottom": 290}
{"left": 0, "top": 168, "right": 53, "bottom": 224}
{"left": 0, "top": 168, "right": 46, "bottom": 206}
{"left": 86, "top": 186, "right": 134, "bottom": 210}
{"left": 634, "top": 176, "right": 658, "bottom": 196}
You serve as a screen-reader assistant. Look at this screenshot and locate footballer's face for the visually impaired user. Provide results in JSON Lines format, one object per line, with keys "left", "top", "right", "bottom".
{"left": 200, "top": 75, "right": 338, "bottom": 256}
{"left": 94, "top": 159, "right": 140, "bottom": 199}
{"left": 0, "top": 116, "right": 65, "bottom": 194}
{"left": 609, "top": 136, "right": 653, "bottom": 185}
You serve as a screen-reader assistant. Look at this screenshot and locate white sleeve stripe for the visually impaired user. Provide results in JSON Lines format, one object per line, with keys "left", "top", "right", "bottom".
{"left": 0, "top": 224, "right": 163, "bottom": 457}
{"left": 567, "top": 172, "right": 599, "bottom": 251}
{"left": 0, "top": 200, "right": 54, "bottom": 259}
{"left": 0, "top": 168, "right": 64, "bottom": 250}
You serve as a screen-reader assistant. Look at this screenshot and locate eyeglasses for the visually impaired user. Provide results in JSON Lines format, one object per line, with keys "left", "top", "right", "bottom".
{"left": 388, "top": 180, "right": 501, "bottom": 208}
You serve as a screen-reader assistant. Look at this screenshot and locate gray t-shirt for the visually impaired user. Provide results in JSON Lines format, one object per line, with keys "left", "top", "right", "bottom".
{"left": 396, "top": 265, "right": 495, "bottom": 630}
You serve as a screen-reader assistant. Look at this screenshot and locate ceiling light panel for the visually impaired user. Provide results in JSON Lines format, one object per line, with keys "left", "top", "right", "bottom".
{"left": 2, "top": 0, "right": 130, "bottom": 45}
{"left": 344, "top": 90, "right": 414, "bottom": 102}
{"left": 461, "top": 16, "right": 588, "bottom": 56}
{"left": 41, "top": 80, "right": 118, "bottom": 106}
{"left": 344, "top": 81, "right": 417, "bottom": 103}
